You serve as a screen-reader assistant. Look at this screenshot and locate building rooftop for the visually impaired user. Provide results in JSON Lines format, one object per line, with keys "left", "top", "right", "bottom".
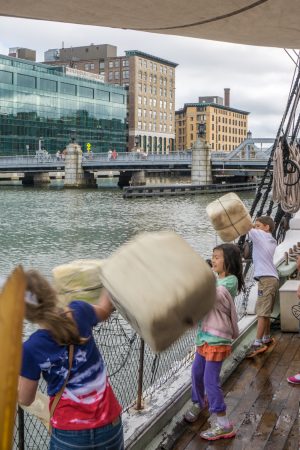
{"left": 125, "top": 50, "right": 178, "bottom": 67}
{"left": 175, "top": 102, "right": 250, "bottom": 115}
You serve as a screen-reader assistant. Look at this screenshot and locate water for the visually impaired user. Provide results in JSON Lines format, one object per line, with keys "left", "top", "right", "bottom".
{"left": 0, "top": 186, "right": 255, "bottom": 277}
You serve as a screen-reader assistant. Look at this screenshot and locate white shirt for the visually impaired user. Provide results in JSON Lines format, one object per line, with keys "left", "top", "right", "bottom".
{"left": 249, "top": 228, "right": 278, "bottom": 279}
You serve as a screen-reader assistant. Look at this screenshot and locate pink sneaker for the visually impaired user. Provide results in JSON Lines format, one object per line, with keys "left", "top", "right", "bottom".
{"left": 287, "top": 374, "right": 300, "bottom": 385}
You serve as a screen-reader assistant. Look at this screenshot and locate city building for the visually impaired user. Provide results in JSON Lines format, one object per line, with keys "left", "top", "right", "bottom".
{"left": 44, "top": 44, "right": 117, "bottom": 73}
{"left": 175, "top": 89, "right": 249, "bottom": 151}
{"left": 9, "top": 47, "right": 36, "bottom": 61}
{"left": 0, "top": 54, "right": 127, "bottom": 155}
{"left": 44, "top": 45, "right": 178, "bottom": 153}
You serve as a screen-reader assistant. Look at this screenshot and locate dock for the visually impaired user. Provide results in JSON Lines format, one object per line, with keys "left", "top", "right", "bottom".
{"left": 123, "top": 182, "right": 257, "bottom": 199}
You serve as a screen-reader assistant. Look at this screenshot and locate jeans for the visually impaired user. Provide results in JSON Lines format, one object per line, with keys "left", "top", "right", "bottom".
{"left": 49, "top": 418, "right": 124, "bottom": 450}
{"left": 191, "top": 352, "right": 226, "bottom": 413}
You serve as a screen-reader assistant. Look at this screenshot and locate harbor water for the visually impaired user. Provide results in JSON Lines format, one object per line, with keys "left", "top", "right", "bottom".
{"left": 0, "top": 186, "right": 254, "bottom": 278}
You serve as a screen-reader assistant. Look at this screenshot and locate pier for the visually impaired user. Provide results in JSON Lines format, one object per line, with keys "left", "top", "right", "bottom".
{"left": 123, "top": 181, "right": 258, "bottom": 198}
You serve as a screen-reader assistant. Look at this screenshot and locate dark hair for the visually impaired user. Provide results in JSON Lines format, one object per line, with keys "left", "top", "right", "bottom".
{"left": 256, "top": 216, "right": 275, "bottom": 233}
{"left": 25, "top": 269, "right": 88, "bottom": 346}
{"left": 213, "top": 243, "right": 245, "bottom": 293}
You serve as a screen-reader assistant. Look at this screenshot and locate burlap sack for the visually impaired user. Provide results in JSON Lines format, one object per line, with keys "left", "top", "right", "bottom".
{"left": 21, "top": 391, "right": 49, "bottom": 429}
{"left": 206, "top": 192, "right": 252, "bottom": 242}
{"left": 101, "top": 231, "right": 216, "bottom": 352}
{"left": 52, "top": 259, "right": 104, "bottom": 306}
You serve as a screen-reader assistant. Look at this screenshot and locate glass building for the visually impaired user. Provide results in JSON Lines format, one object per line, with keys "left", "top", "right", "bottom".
{"left": 0, "top": 54, "right": 128, "bottom": 155}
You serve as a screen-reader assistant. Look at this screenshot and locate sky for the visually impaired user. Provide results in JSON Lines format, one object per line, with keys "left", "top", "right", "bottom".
{"left": 0, "top": 16, "right": 296, "bottom": 137}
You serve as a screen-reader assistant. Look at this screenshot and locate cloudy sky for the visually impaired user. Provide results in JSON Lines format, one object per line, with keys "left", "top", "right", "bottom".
{"left": 0, "top": 16, "right": 296, "bottom": 137}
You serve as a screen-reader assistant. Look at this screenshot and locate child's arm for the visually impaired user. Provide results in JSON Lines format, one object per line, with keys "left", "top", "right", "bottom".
{"left": 93, "top": 289, "right": 115, "bottom": 322}
{"left": 18, "top": 377, "right": 39, "bottom": 407}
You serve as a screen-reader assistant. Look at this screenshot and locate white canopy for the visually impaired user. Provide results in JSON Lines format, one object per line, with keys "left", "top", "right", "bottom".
{"left": 1, "top": 0, "right": 300, "bottom": 49}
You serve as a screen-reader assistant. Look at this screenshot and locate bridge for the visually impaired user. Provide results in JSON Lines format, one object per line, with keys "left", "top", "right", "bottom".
{"left": 0, "top": 138, "right": 274, "bottom": 177}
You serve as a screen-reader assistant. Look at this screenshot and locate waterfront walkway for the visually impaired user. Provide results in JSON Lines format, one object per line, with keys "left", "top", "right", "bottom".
{"left": 173, "top": 330, "right": 299, "bottom": 449}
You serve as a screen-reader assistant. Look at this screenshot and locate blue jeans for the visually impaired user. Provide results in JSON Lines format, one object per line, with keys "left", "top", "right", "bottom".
{"left": 49, "top": 418, "right": 124, "bottom": 450}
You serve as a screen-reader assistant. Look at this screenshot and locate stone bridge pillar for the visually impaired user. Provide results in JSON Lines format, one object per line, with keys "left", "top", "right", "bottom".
{"left": 130, "top": 170, "right": 146, "bottom": 186}
{"left": 64, "top": 142, "right": 96, "bottom": 188}
{"left": 33, "top": 173, "right": 50, "bottom": 186}
{"left": 191, "top": 137, "right": 212, "bottom": 185}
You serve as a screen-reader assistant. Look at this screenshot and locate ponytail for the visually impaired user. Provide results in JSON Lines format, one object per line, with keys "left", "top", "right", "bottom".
{"left": 25, "top": 269, "right": 88, "bottom": 346}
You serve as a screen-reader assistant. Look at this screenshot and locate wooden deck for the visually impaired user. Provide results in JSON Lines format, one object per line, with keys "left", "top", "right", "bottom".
{"left": 173, "top": 331, "right": 300, "bottom": 450}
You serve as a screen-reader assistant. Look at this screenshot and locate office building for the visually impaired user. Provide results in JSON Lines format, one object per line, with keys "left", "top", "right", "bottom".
{"left": 44, "top": 45, "right": 178, "bottom": 153}
{"left": 175, "top": 90, "right": 249, "bottom": 151}
{"left": 0, "top": 54, "right": 127, "bottom": 155}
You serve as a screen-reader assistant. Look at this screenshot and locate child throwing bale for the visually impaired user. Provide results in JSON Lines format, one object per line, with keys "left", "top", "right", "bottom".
{"left": 184, "top": 243, "right": 244, "bottom": 441}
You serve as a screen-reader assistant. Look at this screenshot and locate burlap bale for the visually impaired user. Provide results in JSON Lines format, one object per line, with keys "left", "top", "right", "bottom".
{"left": 206, "top": 192, "right": 252, "bottom": 242}
{"left": 101, "top": 231, "right": 216, "bottom": 352}
{"left": 52, "top": 259, "right": 104, "bottom": 306}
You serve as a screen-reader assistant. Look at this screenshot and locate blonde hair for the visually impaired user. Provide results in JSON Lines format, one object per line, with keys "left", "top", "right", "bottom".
{"left": 25, "top": 269, "right": 88, "bottom": 346}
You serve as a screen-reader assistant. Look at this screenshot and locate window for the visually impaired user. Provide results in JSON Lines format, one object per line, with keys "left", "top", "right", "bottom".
{"left": 40, "top": 78, "right": 57, "bottom": 92}
{"left": 138, "top": 108, "right": 142, "bottom": 117}
{"left": 0, "top": 70, "right": 13, "bottom": 84}
{"left": 138, "top": 96, "right": 142, "bottom": 105}
{"left": 114, "top": 72, "right": 120, "bottom": 79}
{"left": 17, "top": 74, "right": 36, "bottom": 89}
{"left": 153, "top": 63, "right": 157, "bottom": 71}
{"left": 143, "top": 97, "right": 147, "bottom": 106}
{"left": 170, "top": 102, "right": 173, "bottom": 110}
{"left": 122, "top": 70, "right": 129, "bottom": 79}
{"left": 79, "top": 86, "right": 94, "bottom": 98}
{"left": 99, "top": 61, "right": 105, "bottom": 69}
{"left": 108, "top": 72, "right": 113, "bottom": 81}
{"left": 90, "top": 63, "right": 95, "bottom": 70}
{"left": 114, "top": 60, "right": 119, "bottom": 68}
{"left": 109, "top": 61, "right": 114, "bottom": 68}
{"left": 84, "top": 64, "right": 89, "bottom": 71}
{"left": 138, "top": 121, "right": 142, "bottom": 130}
{"left": 160, "top": 100, "right": 163, "bottom": 108}
{"left": 164, "top": 101, "right": 166, "bottom": 109}
{"left": 95, "top": 89, "right": 109, "bottom": 101}
{"left": 111, "top": 93, "right": 124, "bottom": 103}
{"left": 153, "top": 99, "right": 157, "bottom": 107}
{"left": 122, "top": 59, "right": 129, "bottom": 67}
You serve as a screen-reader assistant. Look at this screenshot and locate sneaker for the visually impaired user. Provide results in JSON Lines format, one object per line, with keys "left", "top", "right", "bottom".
{"left": 262, "top": 337, "right": 275, "bottom": 345}
{"left": 246, "top": 343, "right": 267, "bottom": 358}
{"left": 200, "top": 423, "right": 236, "bottom": 441}
{"left": 287, "top": 374, "right": 300, "bottom": 385}
{"left": 184, "top": 403, "right": 203, "bottom": 423}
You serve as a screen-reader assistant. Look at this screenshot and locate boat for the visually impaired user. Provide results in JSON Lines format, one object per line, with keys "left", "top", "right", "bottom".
{"left": 1, "top": 2, "right": 300, "bottom": 449}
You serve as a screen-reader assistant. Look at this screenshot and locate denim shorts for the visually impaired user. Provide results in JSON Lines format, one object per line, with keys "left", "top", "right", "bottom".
{"left": 49, "top": 417, "right": 124, "bottom": 450}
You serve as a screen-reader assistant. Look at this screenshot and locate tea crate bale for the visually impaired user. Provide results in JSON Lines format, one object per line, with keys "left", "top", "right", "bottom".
{"left": 52, "top": 259, "right": 104, "bottom": 305}
{"left": 101, "top": 231, "right": 216, "bottom": 352}
{"left": 206, "top": 192, "right": 252, "bottom": 242}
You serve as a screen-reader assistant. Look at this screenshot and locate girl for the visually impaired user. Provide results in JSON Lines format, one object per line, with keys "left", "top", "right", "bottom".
{"left": 184, "top": 243, "right": 244, "bottom": 441}
{"left": 18, "top": 269, "right": 124, "bottom": 450}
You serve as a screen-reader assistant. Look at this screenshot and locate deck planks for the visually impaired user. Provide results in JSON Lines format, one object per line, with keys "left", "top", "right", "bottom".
{"left": 173, "top": 332, "right": 300, "bottom": 450}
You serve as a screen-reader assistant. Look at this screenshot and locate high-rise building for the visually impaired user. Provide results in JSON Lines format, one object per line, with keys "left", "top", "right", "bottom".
{"left": 175, "top": 92, "right": 249, "bottom": 152}
{"left": 0, "top": 54, "right": 127, "bottom": 155}
{"left": 103, "top": 51, "right": 177, "bottom": 153}
{"left": 44, "top": 45, "right": 178, "bottom": 153}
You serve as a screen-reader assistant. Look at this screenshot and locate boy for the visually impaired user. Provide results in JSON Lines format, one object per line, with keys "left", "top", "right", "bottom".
{"left": 246, "top": 216, "right": 279, "bottom": 358}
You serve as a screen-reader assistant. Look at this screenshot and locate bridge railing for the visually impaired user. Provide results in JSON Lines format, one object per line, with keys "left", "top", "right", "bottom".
{"left": 82, "top": 151, "right": 192, "bottom": 163}
{"left": 0, "top": 155, "right": 64, "bottom": 166}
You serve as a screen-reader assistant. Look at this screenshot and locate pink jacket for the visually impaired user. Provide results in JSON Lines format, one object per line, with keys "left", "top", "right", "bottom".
{"left": 201, "top": 285, "right": 239, "bottom": 341}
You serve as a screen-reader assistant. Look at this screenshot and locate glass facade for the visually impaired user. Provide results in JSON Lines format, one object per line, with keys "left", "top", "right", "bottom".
{"left": 0, "top": 55, "right": 128, "bottom": 155}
